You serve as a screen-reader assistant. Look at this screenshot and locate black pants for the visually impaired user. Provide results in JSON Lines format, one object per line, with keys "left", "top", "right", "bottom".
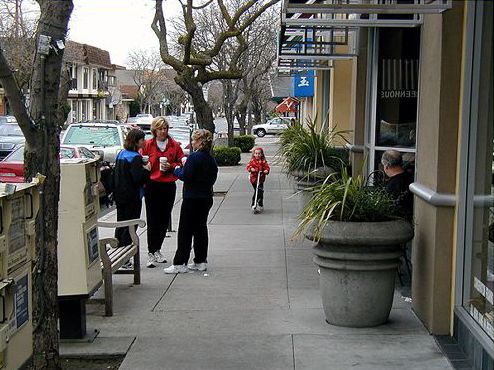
{"left": 144, "top": 181, "right": 176, "bottom": 254}
{"left": 173, "top": 197, "right": 213, "bottom": 265}
{"left": 251, "top": 182, "right": 264, "bottom": 207}
{"left": 115, "top": 201, "right": 142, "bottom": 247}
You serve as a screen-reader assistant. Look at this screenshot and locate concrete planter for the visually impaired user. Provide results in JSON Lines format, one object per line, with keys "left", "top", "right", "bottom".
{"left": 291, "top": 168, "right": 334, "bottom": 209}
{"left": 306, "top": 219, "right": 414, "bottom": 327}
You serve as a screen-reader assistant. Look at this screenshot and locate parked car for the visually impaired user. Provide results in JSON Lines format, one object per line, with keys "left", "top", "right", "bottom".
{"left": 168, "top": 130, "right": 191, "bottom": 156}
{"left": 0, "top": 123, "right": 25, "bottom": 160}
{"left": 0, "top": 115, "right": 17, "bottom": 124}
{"left": 61, "top": 122, "right": 127, "bottom": 163}
{"left": 136, "top": 113, "right": 154, "bottom": 131}
{"left": 251, "top": 117, "right": 292, "bottom": 137}
{"left": 0, "top": 144, "right": 96, "bottom": 183}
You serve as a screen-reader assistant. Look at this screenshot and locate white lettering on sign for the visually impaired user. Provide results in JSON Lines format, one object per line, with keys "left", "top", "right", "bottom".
{"left": 298, "top": 77, "right": 310, "bottom": 87}
{"left": 380, "top": 90, "right": 417, "bottom": 99}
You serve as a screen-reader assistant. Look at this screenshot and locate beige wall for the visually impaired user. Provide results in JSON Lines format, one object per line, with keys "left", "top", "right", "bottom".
{"left": 412, "top": 1, "right": 464, "bottom": 335}
{"left": 329, "top": 56, "right": 353, "bottom": 136}
{"left": 350, "top": 29, "right": 369, "bottom": 175}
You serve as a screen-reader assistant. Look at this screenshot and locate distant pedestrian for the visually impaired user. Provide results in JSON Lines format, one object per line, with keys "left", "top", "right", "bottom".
{"left": 246, "top": 147, "right": 270, "bottom": 212}
{"left": 381, "top": 150, "right": 414, "bottom": 221}
{"left": 164, "top": 129, "right": 218, "bottom": 274}
{"left": 113, "top": 129, "right": 151, "bottom": 268}
{"left": 141, "top": 117, "right": 185, "bottom": 268}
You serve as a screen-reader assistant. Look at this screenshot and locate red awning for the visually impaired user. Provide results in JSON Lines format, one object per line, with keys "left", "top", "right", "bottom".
{"left": 275, "top": 97, "right": 298, "bottom": 113}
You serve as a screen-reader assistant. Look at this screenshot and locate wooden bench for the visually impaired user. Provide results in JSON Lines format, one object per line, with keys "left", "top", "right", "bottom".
{"left": 97, "top": 218, "right": 146, "bottom": 316}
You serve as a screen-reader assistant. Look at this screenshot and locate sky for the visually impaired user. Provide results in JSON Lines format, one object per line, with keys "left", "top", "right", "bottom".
{"left": 67, "top": 0, "right": 182, "bottom": 66}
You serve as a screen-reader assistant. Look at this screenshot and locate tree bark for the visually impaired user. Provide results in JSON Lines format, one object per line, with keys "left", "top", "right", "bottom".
{"left": 0, "top": 1, "right": 74, "bottom": 369}
{"left": 175, "top": 73, "right": 215, "bottom": 133}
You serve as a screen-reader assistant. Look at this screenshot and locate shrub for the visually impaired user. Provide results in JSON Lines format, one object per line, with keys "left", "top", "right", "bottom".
{"left": 278, "top": 119, "right": 350, "bottom": 174}
{"left": 295, "top": 166, "right": 396, "bottom": 241}
{"left": 213, "top": 146, "right": 241, "bottom": 166}
{"left": 233, "top": 135, "right": 256, "bottom": 153}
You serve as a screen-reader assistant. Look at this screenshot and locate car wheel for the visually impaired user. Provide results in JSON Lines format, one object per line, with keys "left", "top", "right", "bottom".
{"left": 256, "top": 129, "right": 266, "bottom": 137}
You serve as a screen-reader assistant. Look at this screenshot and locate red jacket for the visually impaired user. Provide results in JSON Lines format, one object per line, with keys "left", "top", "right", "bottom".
{"left": 141, "top": 137, "right": 184, "bottom": 183}
{"left": 246, "top": 158, "right": 270, "bottom": 184}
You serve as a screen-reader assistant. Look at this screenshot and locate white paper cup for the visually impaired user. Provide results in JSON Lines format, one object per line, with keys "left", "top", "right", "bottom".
{"left": 159, "top": 157, "right": 168, "bottom": 171}
{"left": 181, "top": 157, "right": 187, "bottom": 165}
{"left": 142, "top": 155, "right": 149, "bottom": 164}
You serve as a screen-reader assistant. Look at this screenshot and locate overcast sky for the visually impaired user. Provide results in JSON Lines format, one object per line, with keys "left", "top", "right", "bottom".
{"left": 67, "top": 0, "right": 182, "bottom": 66}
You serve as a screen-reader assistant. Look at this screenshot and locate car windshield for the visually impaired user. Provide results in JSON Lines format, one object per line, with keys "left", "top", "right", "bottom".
{"left": 78, "top": 147, "right": 96, "bottom": 158}
{"left": 4, "top": 146, "right": 24, "bottom": 162}
{"left": 63, "top": 126, "right": 120, "bottom": 147}
{"left": 0, "top": 124, "right": 23, "bottom": 136}
{"left": 60, "top": 147, "right": 76, "bottom": 159}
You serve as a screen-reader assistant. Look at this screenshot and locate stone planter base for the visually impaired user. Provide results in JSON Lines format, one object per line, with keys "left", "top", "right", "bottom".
{"left": 309, "top": 220, "right": 414, "bottom": 327}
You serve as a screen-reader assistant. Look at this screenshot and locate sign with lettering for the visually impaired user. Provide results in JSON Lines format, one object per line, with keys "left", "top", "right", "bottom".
{"left": 380, "top": 58, "right": 419, "bottom": 99}
{"left": 292, "top": 70, "right": 315, "bottom": 97}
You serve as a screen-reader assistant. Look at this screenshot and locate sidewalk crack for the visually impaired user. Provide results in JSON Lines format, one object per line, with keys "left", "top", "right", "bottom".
{"left": 152, "top": 274, "right": 177, "bottom": 312}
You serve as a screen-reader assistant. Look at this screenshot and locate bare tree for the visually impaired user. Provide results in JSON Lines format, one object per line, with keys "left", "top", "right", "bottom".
{"left": 0, "top": 1, "right": 74, "bottom": 369}
{"left": 151, "top": 0, "right": 280, "bottom": 133}
{"left": 0, "top": 0, "right": 38, "bottom": 91}
{"left": 127, "top": 49, "right": 167, "bottom": 113}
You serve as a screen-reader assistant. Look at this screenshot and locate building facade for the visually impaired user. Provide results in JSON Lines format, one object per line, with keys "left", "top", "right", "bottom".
{"left": 64, "top": 41, "right": 115, "bottom": 123}
{"left": 278, "top": 1, "right": 493, "bottom": 368}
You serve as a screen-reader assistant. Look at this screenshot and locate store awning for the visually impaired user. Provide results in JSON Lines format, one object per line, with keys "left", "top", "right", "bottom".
{"left": 281, "top": 0, "right": 452, "bottom": 28}
{"left": 276, "top": 97, "right": 299, "bottom": 113}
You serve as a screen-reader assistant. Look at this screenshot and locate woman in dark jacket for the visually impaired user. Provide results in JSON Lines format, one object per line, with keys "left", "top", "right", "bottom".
{"left": 113, "top": 128, "right": 151, "bottom": 249}
{"left": 164, "top": 129, "right": 218, "bottom": 274}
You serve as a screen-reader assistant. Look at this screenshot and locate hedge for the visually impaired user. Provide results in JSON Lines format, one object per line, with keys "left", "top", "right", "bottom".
{"left": 213, "top": 146, "right": 241, "bottom": 166}
{"left": 233, "top": 135, "right": 256, "bottom": 153}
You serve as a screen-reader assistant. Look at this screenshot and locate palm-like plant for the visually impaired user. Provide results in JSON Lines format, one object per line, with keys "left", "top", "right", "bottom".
{"left": 295, "top": 166, "right": 396, "bottom": 241}
{"left": 278, "top": 118, "right": 350, "bottom": 176}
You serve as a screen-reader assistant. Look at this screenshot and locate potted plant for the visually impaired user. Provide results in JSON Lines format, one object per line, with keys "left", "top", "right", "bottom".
{"left": 278, "top": 119, "right": 350, "bottom": 207}
{"left": 295, "top": 167, "right": 414, "bottom": 327}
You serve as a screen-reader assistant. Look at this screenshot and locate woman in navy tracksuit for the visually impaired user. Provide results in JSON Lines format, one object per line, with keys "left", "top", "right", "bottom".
{"left": 164, "top": 129, "right": 218, "bottom": 274}
{"left": 113, "top": 128, "right": 151, "bottom": 247}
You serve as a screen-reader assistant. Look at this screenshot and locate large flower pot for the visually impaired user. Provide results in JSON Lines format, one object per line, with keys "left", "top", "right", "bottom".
{"left": 307, "top": 219, "right": 414, "bottom": 327}
{"left": 291, "top": 168, "right": 333, "bottom": 209}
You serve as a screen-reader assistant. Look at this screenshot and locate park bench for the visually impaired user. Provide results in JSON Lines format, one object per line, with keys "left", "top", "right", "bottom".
{"left": 97, "top": 218, "right": 146, "bottom": 316}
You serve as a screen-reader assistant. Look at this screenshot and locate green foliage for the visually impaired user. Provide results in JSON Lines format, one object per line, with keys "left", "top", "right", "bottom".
{"left": 295, "top": 166, "right": 397, "bottom": 241}
{"left": 278, "top": 118, "right": 350, "bottom": 175}
{"left": 213, "top": 146, "right": 241, "bottom": 166}
{"left": 233, "top": 135, "right": 256, "bottom": 153}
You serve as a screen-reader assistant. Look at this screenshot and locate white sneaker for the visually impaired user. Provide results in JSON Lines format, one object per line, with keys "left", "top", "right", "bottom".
{"left": 154, "top": 251, "right": 167, "bottom": 263}
{"left": 163, "top": 264, "right": 188, "bottom": 274}
{"left": 119, "top": 261, "right": 133, "bottom": 271}
{"left": 258, "top": 206, "right": 264, "bottom": 212}
{"left": 251, "top": 205, "right": 256, "bottom": 211}
{"left": 146, "top": 252, "right": 156, "bottom": 268}
{"left": 187, "top": 262, "right": 207, "bottom": 271}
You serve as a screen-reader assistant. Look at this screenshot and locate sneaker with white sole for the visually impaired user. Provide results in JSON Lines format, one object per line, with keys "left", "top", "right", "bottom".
{"left": 119, "top": 261, "right": 133, "bottom": 271}
{"left": 187, "top": 262, "right": 207, "bottom": 271}
{"left": 163, "top": 264, "right": 188, "bottom": 274}
{"left": 258, "top": 206, "right": 264, "bottom": 212}
{"left": 251, "top": 205, "right": 256, "bottom": 211}
{"left": 146, "top": 252, "right": 156, "bottom": 268}
{"left": 154, "top": 250, "right": 167, "bottom": 263}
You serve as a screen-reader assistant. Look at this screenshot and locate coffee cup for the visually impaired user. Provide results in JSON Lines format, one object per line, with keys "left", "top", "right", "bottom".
{"left": 159, "top": 157, "right": 168, "bottom": 171}
{"left": 142, "top": 155, "right": 149, "bottom": 164}
{"left": 181, "top": 157, "right": 187, "bottom": 165}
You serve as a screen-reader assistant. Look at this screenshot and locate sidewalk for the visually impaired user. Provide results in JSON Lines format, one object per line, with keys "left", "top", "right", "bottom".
{"left": 61, "top": 138, "right": 453, "bottom": 370}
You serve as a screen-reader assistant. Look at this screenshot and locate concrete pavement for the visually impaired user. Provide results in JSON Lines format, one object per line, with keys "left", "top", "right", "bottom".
{"left": 61, "top": 137, "right": 453, "bottom": 370}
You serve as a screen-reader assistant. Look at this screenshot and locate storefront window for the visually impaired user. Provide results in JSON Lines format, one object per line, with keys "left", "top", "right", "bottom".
{"left": 376, "top": 28, "right": 419, "bottom": 149}
{"left": 462, "top": 1, "right": 494, "bottom": 342}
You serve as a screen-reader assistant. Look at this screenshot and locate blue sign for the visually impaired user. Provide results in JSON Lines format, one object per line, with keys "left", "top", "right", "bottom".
{"left": 292, "top": 70, "right": 315, "bottom": 97}
{"left": 15, "top": 274, "right": 29, "bottom": 329}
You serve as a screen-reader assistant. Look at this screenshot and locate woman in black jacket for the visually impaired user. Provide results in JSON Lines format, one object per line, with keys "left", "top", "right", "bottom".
{"left": 113, "top": 128, "right": 151, "bottom": 249}
{"left": 164, "top": 129, "right": 218, "bottom": 274}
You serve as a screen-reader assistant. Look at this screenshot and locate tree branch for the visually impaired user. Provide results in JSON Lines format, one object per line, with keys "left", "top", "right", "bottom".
{"left": 0, "top": 44, "right": 36, "bottom": 143}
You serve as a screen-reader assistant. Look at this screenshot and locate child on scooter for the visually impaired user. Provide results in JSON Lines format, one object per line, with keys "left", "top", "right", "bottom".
{"left": 246, "top": 147, "right": 270, "bottom": 212}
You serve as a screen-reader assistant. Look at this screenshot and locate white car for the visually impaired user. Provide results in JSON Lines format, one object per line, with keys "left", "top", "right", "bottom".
{"left": 61, "top": 122, "right": 128, "bottom": 163}
{"left": 136, "top": 114, "right": 154, "bottom": 131}
{"left": 252, "top": 117, "right": 292, "bottom": 137}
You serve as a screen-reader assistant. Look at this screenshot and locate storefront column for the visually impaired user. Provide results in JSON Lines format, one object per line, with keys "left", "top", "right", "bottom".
{"left": 349, "top": 29, "right": 368, "bottom": 175}
{"left": 412, "top": 2, "right": 464, "bottom": 334}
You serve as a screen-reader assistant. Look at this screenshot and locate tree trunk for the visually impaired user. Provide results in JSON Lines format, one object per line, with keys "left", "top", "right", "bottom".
{"left": 174, "top": 74, "right": 214, "bottom": 133}
{"left": 235, "top": 103, "right": 247, "bottom": 136}
{"left": 19, "top": 2, "right": 73, "bottom": 370}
